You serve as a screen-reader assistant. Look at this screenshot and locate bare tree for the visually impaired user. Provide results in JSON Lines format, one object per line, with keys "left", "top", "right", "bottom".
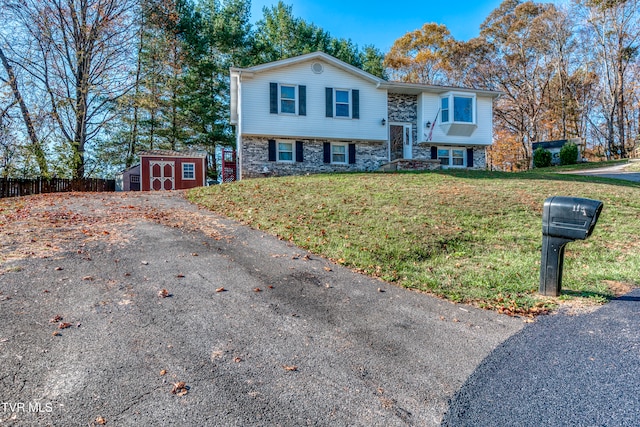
{"left": 4, "top": 0, "right": 138, "bottom": 177}
{"left": 575, "top": 0, "right": 640, "bottom": 158}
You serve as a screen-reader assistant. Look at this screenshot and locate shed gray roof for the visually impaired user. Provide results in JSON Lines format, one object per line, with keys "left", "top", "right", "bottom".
{"left": 139, "top": 149, "right": 207, "bottom": 158}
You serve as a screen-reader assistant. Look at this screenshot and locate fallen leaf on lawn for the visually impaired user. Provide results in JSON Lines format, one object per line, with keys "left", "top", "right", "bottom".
{"left": 50, "top": 315, "right": 63, "bottom": 323}
{"left": 160, "top": 369, "right": 167, "bottom": 376}
{"left": 158, "top": 289, "right": 170, "bottom": 298}
{"left": 95, "top": 416, "right": 107, "bottom": 425}
{"left": 215, "top": 287, "right": 226, "bottom": 293}
{"left": 58, "top": 322, "right": 72, "bottom": 329}
{"left": 171, "top": 381, "right": 188, "bottom": 396}
{"left": 283, "top": 365, "right": 298, "bottom": 372}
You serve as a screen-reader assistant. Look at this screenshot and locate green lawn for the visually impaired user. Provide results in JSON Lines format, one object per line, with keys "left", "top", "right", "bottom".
{"left": 188, "top": 170, "right": 640, "bottom": 316}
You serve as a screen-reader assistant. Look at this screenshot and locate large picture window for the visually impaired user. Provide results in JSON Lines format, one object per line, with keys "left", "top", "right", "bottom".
{"left": 441, "top": 94, "right": 475, "bottom": 124}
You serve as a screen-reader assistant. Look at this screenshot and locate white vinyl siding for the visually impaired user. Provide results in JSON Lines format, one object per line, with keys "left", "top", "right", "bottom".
{"left": 239, "top": 61, "right": 387, "bottom": 141}
{"left": 417, "top": 93, "right": 493, "bottom": 145}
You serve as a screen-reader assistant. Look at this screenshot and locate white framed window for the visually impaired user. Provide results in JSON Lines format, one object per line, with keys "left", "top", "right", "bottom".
{"left": 277, "top": 141, "right": 294, "bottom": 162}
{"left": 130, "top": 175, "right": 140, "bottom": 183}
{"left": 438, "top": 147, "right": 466, "bottom": 168}
{"left": 335, "top": 89, "right": 350, "bottom": 118}
{"left": 440, "top": 93, "right": 475, "bottom": 124}
{"left": 182, "top": 163, "right": 195, "bottom": 180}
{"left": 331, "top": 143, "right": 347, "bottom": 164}
{"left": 280, "top": 84, "right": 296, "bottom": 114}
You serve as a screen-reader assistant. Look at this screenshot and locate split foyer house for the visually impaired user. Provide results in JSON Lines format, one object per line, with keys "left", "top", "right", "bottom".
{"left": 230, "top": 51, "right": 500, "bottom": 179}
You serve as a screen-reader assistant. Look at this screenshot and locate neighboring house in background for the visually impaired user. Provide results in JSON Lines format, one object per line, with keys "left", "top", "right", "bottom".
{"left": 230, "top": 51, "right": 500, "bottom": 179}
{"left": 532, "top": 138, "right": 584, "bottom": 165}
{"left": 139, "top": 150, "right": 207, "bottom": 191}
{"left": 115, "top": 164, "right": 140, "bottom": 191}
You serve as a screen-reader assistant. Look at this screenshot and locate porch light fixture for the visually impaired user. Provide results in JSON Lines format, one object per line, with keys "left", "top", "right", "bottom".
{"left": 426, "top": 121, "right": 432, "bottom": 129}
{"left": 381, "top": 118, "right": 386, "bottom": 126}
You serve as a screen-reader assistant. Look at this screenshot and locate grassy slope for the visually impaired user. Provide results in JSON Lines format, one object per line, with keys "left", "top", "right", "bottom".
{"left": 188, "top": 170, "right": 640, "bottom": 315}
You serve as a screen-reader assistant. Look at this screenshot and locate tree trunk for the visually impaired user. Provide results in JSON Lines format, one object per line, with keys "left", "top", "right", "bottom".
{"left": 0, "top": 47, "right": 49, "bottom": 177}
{"left": 128, "top": 25, "right": 145, "bottom": 167}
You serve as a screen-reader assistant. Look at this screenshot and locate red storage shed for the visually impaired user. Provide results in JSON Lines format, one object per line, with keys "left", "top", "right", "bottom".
{"left": 139, "top": 150, "right": 207, "bottom": 191}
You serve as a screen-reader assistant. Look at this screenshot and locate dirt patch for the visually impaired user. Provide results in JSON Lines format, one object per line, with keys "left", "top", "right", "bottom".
{"left": 0, "top": 191, "right": 231, "bottom": 271}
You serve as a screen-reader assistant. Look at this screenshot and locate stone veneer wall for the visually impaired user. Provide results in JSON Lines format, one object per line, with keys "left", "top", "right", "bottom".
{"left": 387, "top": 93, "right": 418, "bottom": 143}
{"left": 241, "top": 136, "right": 388, "bottom": 178}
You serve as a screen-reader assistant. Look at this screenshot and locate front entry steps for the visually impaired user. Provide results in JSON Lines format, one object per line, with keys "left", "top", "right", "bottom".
{"left": 378, "top": 159, "right": 442, "bottom": 172}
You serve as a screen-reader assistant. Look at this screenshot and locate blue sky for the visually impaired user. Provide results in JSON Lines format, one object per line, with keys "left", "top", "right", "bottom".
{"left": 251, "top": 0, "right": 502, "bottom": 52}
{"left": 249, "top": 0, "right": 515, "bottom": 52}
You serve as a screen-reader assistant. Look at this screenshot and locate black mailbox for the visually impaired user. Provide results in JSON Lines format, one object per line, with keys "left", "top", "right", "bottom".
{"left": 540, "top": 196, "right": 604, "bottom": 296}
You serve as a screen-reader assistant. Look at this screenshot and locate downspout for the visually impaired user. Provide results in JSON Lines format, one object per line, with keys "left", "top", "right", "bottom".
{"left": 236, "top": 73, "right": 243, "bottom": 181}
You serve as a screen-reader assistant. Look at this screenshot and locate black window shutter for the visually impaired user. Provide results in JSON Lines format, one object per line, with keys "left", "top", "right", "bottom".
{"left": 430, "top": 146, "right": 437, "bottom": 160}
{"left": 296, "top": 141, "right": 304, "bottom": 162}
{"left": 348, "top": 143, "right": 356, "bottom": 164}
{"left": 323, "top": 142, "right": 331, "bottom": 163}
{"left": 268, "top": 139, "right": 276, "bottom": 161}
{"left": 352, "top": 90, "right": 359, "bottom": 119}
{"left": 270, "top": 83, "right": 278, "bottom": 114}
{"left": 325, "top": 88, "right": 333, "bottom": 117}
{"left": 299, "top": 85, "right": 306, "bottom": 116}
{"left": 467, "top": 148, "right": 474, "bottom": 167}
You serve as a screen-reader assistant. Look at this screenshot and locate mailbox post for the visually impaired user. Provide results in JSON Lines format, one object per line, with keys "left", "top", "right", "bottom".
{"left": 540, "top": 196, "right": 603, "bottom": 296}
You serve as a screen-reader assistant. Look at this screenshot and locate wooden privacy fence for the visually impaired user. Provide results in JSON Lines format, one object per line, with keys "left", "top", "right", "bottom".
{"left": 0, "top": 178, "right": 116, "bottom": 198}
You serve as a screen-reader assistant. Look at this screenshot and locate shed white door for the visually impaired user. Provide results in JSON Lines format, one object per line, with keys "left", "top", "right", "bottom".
{"left": 149, "top": 161, "right": 175, "bottom": 190}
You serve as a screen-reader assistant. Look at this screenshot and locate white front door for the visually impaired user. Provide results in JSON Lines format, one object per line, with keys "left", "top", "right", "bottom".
{"left": 389, "top": 123, "right": 412, "bottom": 160}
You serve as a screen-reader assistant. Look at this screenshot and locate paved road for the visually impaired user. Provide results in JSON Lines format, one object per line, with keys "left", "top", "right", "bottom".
{"left": 563, "top": 162, "right": 640, "bottom": 182}
{"left": 442, "top": 289, "right": 640, "bottom": 426}
{"left": 0, "top": 192, "right": 524, "bottom": 426}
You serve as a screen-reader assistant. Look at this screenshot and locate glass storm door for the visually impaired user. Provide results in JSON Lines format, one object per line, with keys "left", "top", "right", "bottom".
{"left": 390, "top": 124, "right": 412, "bottom": 161}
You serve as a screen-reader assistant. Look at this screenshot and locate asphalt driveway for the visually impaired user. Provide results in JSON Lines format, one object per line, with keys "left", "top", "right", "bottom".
{"left": 0, "top": 192, "right": 524, "bottom": 426}
{"left": 563, "top": 162, "right": 640, "bottom": 182}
